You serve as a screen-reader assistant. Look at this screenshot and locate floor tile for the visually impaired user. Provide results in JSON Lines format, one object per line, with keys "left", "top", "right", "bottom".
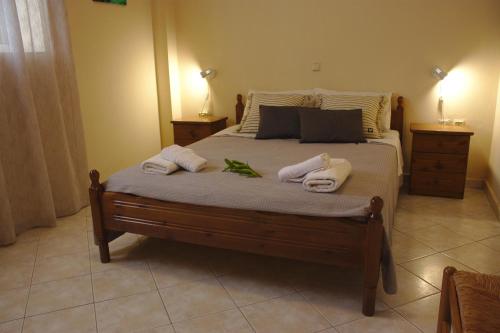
{"left": 0, "top": 288, "right": 28, "bottom": 322}
{"left": 376, "top": 266, "right": 438, "bottom": 307}
{"left": 92, "top": 262, "right": 156, "bottom": 302}
{"left": 37, "top": 233, "right": 89, "bottom": 259}
{"left": 479, "top": 235, "right": 500, "bottom": 252}
{"left": 406, "top": 225, "right": 474, "bottom": 251}
{"left": 0, "top": 319, "right": 23, "bottom": 333}
{"left": 38, "top": 224, "right": 87, "bottom": 244}
{"left": 159, "top": 277, "right": 235, "bottom": 323}
{"left": 148, "top": 253, "right": 213, "bottom": 289}
{"left": 395, "top": 294, "right": 440, "bottom": 333}
{"left": 26, "top": 275, "right": 93, "bottom": 316}
{"left": 443, "top": 242, "right": 500, "bottom": 274}
{"left": 95, "top": 291, "right": 170, "bottom": 333}
{"left": 400, "top": 253, "right": 474, "bottom": 289}
{"left": 15, "top": 228, "right": 42, "bottom": 244}
{"left": 336, "top": 309, "right": 420, "bottom": 333}
{"left": 32, "top": 253, "right": 90, "bottom": 284}
{"left": 436, "top": 217, "right": 500, "bottom": 241}
{"left": 0, "top": 259, "right": 34, "bottom": 292}
{"left": 173, "top": 309, "right": 253, "bottom": 333}
{"left": 135, "top": 325, "right": 175, "bottom": 333}
{"left": 393, "top": 209, "right": 438, "bottom": 232}
{"left": 22, "top": 304, "right": 96, "bottom": 333}
{"left": 241, "top": 293, "right": 330, "bottom": 333}
{"left": 391, "top": 230, "right": 436, "bottom": 264}
{"left": 0, "top": 242, "right": 37, "bottom": 264}
{"left": 218, "top": 269, "right": 295, "bottom": 306}
{"left": 301, "top": 279, "right": 387, "bottom": 326}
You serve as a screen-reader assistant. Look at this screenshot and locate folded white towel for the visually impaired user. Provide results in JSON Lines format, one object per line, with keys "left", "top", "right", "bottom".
{"left": 141, "top": 154, "right": 179, "bottom": 175}
{"left": 160, "top": 145, "right": 207, "bottom": 172}
{"left": 303, "top": 159, "right": 352, "bottom": 193}
{"left": 278, "top": 153, "right": 331, "bottom": 182}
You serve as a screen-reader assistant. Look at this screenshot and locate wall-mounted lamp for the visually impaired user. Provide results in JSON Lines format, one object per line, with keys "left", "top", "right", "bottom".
{"left": 432, "top": 67, "right": 448, "bottom": 80}
{"left": 200, "top": 68, "right": 216, "bottom": 79}
{"left": 199, "top": 68, "right": 216, "bottom": 117}
{"left": 432, "top": 66, "right": 448, "bottom": 124}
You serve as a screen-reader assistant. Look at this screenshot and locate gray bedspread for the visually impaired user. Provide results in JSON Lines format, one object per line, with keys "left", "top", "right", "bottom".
{"left": 106, "top": 136, "right": 399, "bottom": 293}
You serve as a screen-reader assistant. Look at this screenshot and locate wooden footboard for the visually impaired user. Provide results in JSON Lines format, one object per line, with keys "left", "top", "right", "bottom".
{"left": 89, "top": 170, "right": 384, "bottom": 316}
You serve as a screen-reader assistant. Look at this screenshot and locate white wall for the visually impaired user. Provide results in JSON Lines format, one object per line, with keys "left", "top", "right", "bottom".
{"left": 65, "top": 0, "right": 161, "bottom": 179}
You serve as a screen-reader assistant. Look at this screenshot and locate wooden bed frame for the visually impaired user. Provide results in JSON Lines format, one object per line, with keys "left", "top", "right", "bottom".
{"left": 89, "top": 94, "right": 404, "bottom": 316}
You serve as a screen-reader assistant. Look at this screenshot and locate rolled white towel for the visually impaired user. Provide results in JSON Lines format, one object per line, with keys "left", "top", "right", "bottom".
{"left": 141, "top": 154, "right": 179, "bottom": 175}
{"left": 303, "top": 159, "right": 352, "bottom": 193}
{"left": 160, "top": 145, "right": 207, "bottom": 172}
{"left": 278, "top": 153, "right": 331, "bottom": 182}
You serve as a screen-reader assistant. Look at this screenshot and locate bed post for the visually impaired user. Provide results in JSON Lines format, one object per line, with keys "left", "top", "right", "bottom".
{"left": 362, "top": 196, "right": 384, "bottom": 316}
{"left": 236, "top": 94, "right": 244, "bottom": 124}
{"left": 89, "top": 170, "right": 110, "bottom": 263}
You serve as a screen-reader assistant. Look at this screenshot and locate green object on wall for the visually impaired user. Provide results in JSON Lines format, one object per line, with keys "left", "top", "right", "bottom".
{"left": 93, "top": 0, "right": 127, "bottom": 6}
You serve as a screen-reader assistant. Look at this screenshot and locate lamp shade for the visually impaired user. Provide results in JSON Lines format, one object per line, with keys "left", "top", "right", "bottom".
{"left": 432, "top": 67, "right": 448, "bottom": 80}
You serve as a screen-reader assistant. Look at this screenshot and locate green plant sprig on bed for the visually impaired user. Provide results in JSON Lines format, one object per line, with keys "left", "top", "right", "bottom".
{"left": 223, "top": 159, "right": 262, "bottom": 178}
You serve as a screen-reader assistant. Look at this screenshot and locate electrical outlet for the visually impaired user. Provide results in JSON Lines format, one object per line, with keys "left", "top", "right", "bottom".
{"left": 312, "top": 62, "right": 321, "bottom": 72}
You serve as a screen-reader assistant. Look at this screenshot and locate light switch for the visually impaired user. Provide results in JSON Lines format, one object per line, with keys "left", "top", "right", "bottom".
{"left": 312, "top": 62, "right": 321, "bottom": 72}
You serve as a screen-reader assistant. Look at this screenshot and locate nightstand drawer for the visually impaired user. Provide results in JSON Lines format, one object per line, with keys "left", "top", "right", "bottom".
{"left": 411, "top": 153, "right": 467, "bottom": 173}
{"left": 410, "top": 171, "right": 466, "bottom": 198}
{"left": 413, "top": 134, "right": 470, "bottom": 154}
{"left": 174, "top": 124, "right": 212, "bottom": 141}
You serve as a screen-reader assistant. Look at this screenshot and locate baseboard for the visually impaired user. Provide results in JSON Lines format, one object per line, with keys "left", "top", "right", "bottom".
{"left": 403, "top": 175, "right": 484, "bottom": 190}
{"left": 485, "top": 180, "right": 500, "bottom": 221}
{"left": 465, "top": 178, "right": 485, "bottom": 189}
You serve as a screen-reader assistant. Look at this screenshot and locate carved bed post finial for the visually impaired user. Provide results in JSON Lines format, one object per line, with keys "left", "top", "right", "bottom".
{"left": 90, "top": 169, "right": 101, "bottom": 188}
{"left": 397, "top": 96, "right": 404, "bottom": 112}
{"left": 236, "top": 94, "right": 245, "bottom": 124}
{"left": 368, "top": 196, "right": 384, "bottom": 220}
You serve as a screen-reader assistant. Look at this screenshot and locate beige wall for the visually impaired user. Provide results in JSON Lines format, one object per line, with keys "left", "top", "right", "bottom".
{"left": 152, "top": 0, "right": 174, "bottom": 147}
{"left": 171, "top": 0, "right": 500, "bottom": 179}
{"left": 65, "top": 0, "right": 161, "bottom": 179}
{"left": 487, "top": 74, "right": 500, "bottom": 212}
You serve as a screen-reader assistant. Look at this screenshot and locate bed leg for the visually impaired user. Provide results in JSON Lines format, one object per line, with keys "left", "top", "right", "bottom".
{"left": 362, "top": 196, "right": 384, "bottom": 316}
{"left": 89, "top": 169, "right": 110, "bottom": 263}
{"left": 98, "top": 241, "right": 110, "bottom": 263}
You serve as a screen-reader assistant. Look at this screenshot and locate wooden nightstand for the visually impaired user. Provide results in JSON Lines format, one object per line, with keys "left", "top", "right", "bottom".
{"left": 410, "top": 123, "right": 474, "bottom": 199}
{"left": 171, "top": 116, "right": 227, "bottom": 146}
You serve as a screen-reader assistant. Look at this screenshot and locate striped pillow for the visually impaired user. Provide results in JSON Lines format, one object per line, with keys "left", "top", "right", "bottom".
{"left": 239, "top": 94, "right": 306, "bottom": 133}
{"left": 320, "top": 94, "right": 385, "bottom": 139}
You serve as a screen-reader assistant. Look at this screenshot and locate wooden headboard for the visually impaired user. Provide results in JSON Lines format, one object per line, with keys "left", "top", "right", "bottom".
{"left": 235, "top": 94, "right": 404, "bottom": 143}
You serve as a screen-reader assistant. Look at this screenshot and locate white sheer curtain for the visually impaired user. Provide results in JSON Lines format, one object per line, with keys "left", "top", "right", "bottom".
{"left": 0, "top": 0, "right": 88, "bottom": 245}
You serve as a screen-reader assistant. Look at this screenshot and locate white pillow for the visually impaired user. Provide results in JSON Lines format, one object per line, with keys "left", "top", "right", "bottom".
{"left": 239, "top": 93, "right": 306, "bottom": 133}
{"left": 314, "top": 88, "right": 392, "bottom": 131}
{"left": 238, "top": 89, "right": 314, "bottom": 129}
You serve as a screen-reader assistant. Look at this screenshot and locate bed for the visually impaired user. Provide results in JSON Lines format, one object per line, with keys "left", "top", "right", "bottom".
{"left": 89, "top": 94, "right": 404, "bottom": 316}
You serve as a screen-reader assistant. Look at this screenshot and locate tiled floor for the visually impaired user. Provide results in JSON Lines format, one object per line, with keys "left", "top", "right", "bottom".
{"left": 1, "top": 188, "right": 499, "bottom": 333}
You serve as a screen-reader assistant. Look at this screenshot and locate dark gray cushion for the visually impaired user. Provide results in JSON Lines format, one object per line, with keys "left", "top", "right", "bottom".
{"left": 256, "top": 105, "right": 318, "bottom": 139}
{"left": 299, "top": 108, "right": 366, "bottom": 143}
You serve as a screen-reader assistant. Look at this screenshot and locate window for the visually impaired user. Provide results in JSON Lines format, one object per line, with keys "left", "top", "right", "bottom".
{"left": 0, "top": 4, "right": 9, "bottom": 52}
{"left": 15, "top": 0, "right": 46, "bottom": 53}
{"left": 0, "top": 0, "right": 46, "bottom": 53}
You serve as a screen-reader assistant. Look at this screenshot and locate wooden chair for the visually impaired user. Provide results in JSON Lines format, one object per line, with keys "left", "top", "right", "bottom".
{"left": 437, "top": 266, "right": 500, "bottom": 333}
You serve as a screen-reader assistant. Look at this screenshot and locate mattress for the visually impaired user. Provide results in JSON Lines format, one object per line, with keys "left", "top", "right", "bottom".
{"left": 106, "top": 135, "right": 400, "bottom": 293}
